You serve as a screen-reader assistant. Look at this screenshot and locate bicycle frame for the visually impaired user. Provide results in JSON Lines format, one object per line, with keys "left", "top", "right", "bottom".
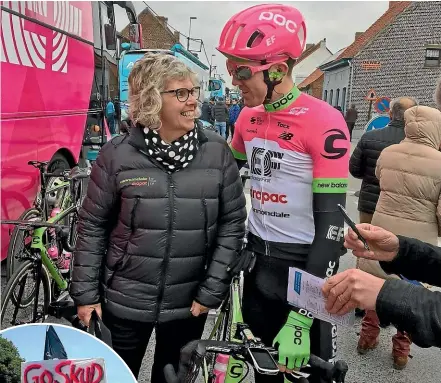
{"left": 30, "top": 203, "right": 78, "bottom": 291}
{"left": 207, "top": 276, "right": 248, "bottom": 382}
{"left": 207, "top": 276, "right": 300, "bottom": 383}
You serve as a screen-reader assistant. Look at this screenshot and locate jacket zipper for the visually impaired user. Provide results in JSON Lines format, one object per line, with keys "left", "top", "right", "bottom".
{"left": 154, "top": 173, "right": 174, "bottom": 322}
{"left": 201, "top": 198, "right": 209, "bottom": 268}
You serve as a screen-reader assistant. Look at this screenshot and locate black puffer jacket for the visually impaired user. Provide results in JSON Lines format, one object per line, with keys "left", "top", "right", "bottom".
{"left": 349, "top": 120, "right": 405, "bottom": 214}
{"left": 70, "top": 125, "right": 247, "bottom": 323}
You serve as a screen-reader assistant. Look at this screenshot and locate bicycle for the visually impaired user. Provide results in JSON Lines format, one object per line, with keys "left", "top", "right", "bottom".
{"left": 166, "top": 274, "right": 348, "bottom": 383}
{"left": 6, "top": 160, "right": 78, "bottom": 281}
{"left": 0, "top": 166, "right": 90, "bottom": 329}
{"left": 164, "top": 339, "right": 348, "bottom": 383}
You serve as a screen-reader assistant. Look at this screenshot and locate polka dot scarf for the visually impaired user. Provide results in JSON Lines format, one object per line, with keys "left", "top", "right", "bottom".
{"left": 142, "top": 126, "right": 199, "bottom": 172}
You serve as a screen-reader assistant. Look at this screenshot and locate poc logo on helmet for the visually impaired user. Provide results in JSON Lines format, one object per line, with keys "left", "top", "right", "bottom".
{"left": 259, "top": 12, "right": 298, "bottom": 34}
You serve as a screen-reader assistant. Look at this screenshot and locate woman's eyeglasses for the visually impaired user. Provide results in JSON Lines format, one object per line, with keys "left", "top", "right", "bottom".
{"left": 161, "top": 87, "right": 201, "bottom": 102}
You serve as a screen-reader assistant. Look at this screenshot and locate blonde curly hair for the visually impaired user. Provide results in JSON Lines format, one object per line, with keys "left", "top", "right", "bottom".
{"left": 128, "top": 53, "right": 201, "bottom": 127}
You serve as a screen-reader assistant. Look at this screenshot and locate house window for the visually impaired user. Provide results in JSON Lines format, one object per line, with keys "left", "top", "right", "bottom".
{"left": 324, "top": 90, "right": 328, "bottom": 102}
{"left": 425, "top": 48, "right": 440, "bottom": 67}
{"left": 329, "top": 89, "right": 334, "bottom": 105}
{"left": 336, "top": 89, "right": 340, "bottom": 107}
{"left": 342, "top": 87, "right": 347, "bottom": 113}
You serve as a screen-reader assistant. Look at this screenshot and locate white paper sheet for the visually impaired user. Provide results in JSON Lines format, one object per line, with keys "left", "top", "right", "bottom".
{"left": 287, "top": 267, "right": 355, "bottom": 327}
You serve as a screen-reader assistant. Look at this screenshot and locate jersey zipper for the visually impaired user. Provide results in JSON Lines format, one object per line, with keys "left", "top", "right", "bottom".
{"left": 263, "top": 113, "right": 271, "bottom": 256}
{"left": 154, "top": 173, "right": 174, "bottom": 322}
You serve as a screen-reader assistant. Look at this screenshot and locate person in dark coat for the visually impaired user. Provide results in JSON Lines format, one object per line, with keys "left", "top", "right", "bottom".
{"left": 345, "top": 104, "right": 358, "bottom": 141}
{"left": 349, "top": 97, "right": 417, "bottom": 225}
{"left": 324, "top": 223, "right": 441, "bottom": 349}
{"left": 71, "top": 53, "right": 247, "bottom": 381}
{"left": 211, "top": 97, "right": 229, "bottom": 139}
{"left": 200, "top": 99, "right": 213, "bottom": 123}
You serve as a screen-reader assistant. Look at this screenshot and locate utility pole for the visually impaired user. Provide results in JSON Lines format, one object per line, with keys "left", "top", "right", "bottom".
{"left": 209, "top": 54, "right": 215, "bottom": 77}
{"left": 187, "top": 16, "right": 197, "bottom": 51}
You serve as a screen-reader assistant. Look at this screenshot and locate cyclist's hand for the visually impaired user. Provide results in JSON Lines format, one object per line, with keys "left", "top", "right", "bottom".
{"left": 345, "top": 224, "right": 399, "bottom": 262}
{"left": 226, "top": 249, "right": 256, "bottom": 276}
{"left": 273, "top": 311, "right": 313, "bottom": 373}
{"left": 190, "top": 301, "right": 210, "bottom": 317}
{"left": 77, "top": 304, "right": 102, "bottom": 326}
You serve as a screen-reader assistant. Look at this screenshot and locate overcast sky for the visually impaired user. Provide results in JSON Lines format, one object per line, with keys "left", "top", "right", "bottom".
{"left": 115, "top": 1, "right": 389, "bottom": 87}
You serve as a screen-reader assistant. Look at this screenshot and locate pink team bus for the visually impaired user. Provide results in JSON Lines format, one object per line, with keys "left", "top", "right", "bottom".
{"left": 0, "top": 1, "right": 142, "bottom": 261}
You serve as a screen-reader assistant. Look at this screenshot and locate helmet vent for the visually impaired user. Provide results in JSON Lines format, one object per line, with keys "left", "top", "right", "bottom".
{"left": 247, "top": 31, "right": 263, "bottom": 48}
{"left": 297, "top": 25, "right": 306, "bottom": 48}
{"left": 223, "top": 23, "right": 234, "bottom": 48}
{"left": 231, "top": 25, "right": 244, "bottom": 49}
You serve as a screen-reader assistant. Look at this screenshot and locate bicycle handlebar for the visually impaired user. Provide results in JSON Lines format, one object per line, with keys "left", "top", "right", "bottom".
{"left": 164, "top": 339, "right": 348, "bottom": 383}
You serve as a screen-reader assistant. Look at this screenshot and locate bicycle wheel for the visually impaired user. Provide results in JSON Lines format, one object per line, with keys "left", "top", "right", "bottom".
{"left": 1, "top": 260, "right": 51, "bottom": 329}
{"left": 6, "top": 207, "right": 41, "bottom": 280}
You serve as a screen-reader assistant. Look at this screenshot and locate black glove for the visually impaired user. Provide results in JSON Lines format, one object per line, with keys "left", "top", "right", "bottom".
{"left": 227, "top": 249, "right": 256, "bottom": 276}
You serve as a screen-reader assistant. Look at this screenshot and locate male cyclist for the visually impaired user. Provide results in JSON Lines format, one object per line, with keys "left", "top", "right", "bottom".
{"left": 217, "top": 4, "right": 350, "bottom": 383}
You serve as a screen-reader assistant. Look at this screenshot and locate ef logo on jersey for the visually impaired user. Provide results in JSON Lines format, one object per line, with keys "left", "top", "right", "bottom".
{"left": 321, "top": 129, "right": 348, "bottom": 160}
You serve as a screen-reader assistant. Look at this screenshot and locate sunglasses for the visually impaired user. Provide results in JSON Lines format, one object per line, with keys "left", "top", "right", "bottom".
{"left": 226, "top": 59, "right": 285, "bottom": 81}
{"left": 161, "top": 87, "right": 201, "bottom": 102}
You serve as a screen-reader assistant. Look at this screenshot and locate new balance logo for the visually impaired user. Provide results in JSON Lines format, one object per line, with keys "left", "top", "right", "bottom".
{"left": 278, "top": 132, "right": 293, "bottom": 141}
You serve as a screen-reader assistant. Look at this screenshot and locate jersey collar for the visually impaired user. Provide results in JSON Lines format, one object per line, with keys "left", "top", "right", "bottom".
{"left": 264, "top": 86, "right": 301, "bottom": 112}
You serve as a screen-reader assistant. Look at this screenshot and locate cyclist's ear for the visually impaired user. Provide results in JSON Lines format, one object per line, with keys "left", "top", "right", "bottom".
{"left": 268, "top": 63, "right": 288, "bottom": 81}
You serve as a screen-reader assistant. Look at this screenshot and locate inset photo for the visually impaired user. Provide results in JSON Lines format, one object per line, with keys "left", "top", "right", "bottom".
{"left": 0, "top": 323, "right": 137, "bottom": 383}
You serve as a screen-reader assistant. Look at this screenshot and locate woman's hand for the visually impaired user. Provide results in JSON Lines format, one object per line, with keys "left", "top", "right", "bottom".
{"left": 190, "top": 301, "right": 210, "bottom": 317}
{"left": 345, "top": 224, "right": 400, "bottom": 262}
{"left": 322, "top": 269, "right": 385, "bottom": 315}
{"left": 77, "top": 303, "right": 102, "bottom": 326}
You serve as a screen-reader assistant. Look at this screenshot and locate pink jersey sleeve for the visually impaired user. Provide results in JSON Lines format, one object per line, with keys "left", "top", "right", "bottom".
{"left": 230, "top": 109, "right": 247, "bottom": 160}
{"left": 308, "top": 110, "right": 350, "bottom": 194}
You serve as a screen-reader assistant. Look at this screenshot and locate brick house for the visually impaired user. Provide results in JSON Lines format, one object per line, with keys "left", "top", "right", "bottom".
{"left": 299, "top": 1, "right": 441, "bottom": 139}
{"left": 120, "top": 7, "right": 181, "bottom": 50}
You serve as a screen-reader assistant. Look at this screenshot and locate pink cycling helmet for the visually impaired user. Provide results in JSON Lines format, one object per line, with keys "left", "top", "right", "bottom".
{"left": 217, "top": 4, "right": 306, "bottom": 62}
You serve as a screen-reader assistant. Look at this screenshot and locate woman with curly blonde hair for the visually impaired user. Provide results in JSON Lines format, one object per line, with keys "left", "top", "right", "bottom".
{"left": 71, "top": 53, "right": 247, "bottom": 381}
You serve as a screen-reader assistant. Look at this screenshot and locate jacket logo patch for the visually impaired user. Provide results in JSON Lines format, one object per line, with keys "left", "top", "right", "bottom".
{"left": 120, "top": 177, "right": 156, "bottom": 186}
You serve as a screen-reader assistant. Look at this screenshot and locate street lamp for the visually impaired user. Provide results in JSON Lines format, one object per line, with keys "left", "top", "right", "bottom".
{"left": 187, "top": 16, "right": 197, "bottom": 51}
{"left": 209, "top": 54, "right": 216, "bottom": 77}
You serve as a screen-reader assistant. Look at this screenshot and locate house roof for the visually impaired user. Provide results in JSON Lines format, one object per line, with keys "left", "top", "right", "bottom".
{"left": 298, "top": 1, "right": 411, "bottom": 89}
{"left": 120, "top": 7, "right": 177, "bottom": 42}
{"left": 294, "top": 40, "right": 324, "bottom": 66}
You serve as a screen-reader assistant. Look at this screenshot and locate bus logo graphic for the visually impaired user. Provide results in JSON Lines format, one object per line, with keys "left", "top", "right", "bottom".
{"left": 1, "top": 1, "right": 83, "bottom": 73}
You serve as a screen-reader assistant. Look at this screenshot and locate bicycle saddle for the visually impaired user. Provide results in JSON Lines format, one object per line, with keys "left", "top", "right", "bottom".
{"left": 66, "top": 166, "right": 91, "bottom": 180}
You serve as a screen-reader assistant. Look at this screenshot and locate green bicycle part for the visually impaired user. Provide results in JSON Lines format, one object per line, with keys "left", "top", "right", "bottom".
{"left": 223, "top": 278, "right": 247, "bottom": 383}
{"left": 30, "top": 212, "right": 69, "bottom": 291}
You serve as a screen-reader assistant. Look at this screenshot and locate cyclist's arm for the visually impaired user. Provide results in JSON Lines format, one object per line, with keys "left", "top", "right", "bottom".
{"left": 229, "top": 111, "right": 247, "bottom": 168}
{"left": 70, "top": 143, "right": 117, "bottom": 306}
{"left": 195, "top": 143, "right": 247, "bottom": 308}
{"left": 305, "top": 114, "right": 350, "bottom": 279}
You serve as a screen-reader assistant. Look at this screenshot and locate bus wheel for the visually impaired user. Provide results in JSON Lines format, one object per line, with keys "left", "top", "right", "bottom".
{"left": 48, "top": 153, "right": 70, "bottom": 174}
